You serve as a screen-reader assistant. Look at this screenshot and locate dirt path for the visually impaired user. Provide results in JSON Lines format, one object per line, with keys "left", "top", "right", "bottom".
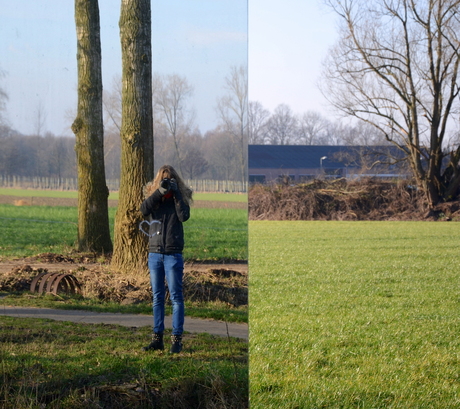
{"left": 0, "top": 195, "right": 247, "bottom": 209}
{"left": 0, "top": 306, "right": 248, "bottom": 339}
{"left": 0, "top": 258, "right": 247, "bottom": 275}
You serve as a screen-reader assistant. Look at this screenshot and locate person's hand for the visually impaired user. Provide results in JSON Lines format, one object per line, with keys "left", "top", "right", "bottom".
{"left": 159, "top": 178, "right": 170, "bottom": 196}
{"left": 170, "top": 178, "right": 178, "bottom": 192}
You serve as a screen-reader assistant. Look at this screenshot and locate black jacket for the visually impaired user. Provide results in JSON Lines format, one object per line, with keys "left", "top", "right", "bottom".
{"left": 140, "top": 189, "right": 190, "bottom": 254}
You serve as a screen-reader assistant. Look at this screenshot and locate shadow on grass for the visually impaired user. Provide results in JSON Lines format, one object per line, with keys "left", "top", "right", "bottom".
{"left": 0, "top": 317, "right": 248, "bottom": 409}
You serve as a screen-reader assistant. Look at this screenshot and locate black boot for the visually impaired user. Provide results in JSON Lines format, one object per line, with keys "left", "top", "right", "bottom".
{"left": 142, "top": 332, "right": 164, "bottom": 351}
{"left": 170, "top": 335, "right": 183, "bottom": 353}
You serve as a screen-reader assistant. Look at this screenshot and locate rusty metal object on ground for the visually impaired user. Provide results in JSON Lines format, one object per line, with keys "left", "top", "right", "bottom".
{"left": 30, "top": 272, "right": 82, "bottom": 296}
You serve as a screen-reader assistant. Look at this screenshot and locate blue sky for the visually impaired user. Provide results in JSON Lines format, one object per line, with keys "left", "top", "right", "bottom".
{"left": 0, "top": 0, "right": 337, "bottom": 136}
{"left": 249, "top": 0, "right": 337, "bottom": 116}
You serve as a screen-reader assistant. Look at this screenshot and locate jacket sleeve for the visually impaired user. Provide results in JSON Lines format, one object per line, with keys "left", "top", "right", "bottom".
{"left": 174, "top": 190, "right": 190, "bottom": 222}
{"left": 140, "top": 190, "right": 163, "bottom": 216}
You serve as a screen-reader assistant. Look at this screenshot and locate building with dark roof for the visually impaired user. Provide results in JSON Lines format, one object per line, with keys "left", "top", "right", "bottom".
{"left": 249, "top": 145, "right": 407, "bottom": 184}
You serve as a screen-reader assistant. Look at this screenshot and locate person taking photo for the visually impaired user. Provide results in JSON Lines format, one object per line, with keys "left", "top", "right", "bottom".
{"left": 140, "top": 165, "right": 193, "bottom": 353}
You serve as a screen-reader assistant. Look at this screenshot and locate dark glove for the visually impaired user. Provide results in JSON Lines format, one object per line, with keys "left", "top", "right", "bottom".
{"left": 159, "top": 178, "right": 171, "bottom": 196}
{"left": 170, "top": 178, "right": 178, "bottom": 192}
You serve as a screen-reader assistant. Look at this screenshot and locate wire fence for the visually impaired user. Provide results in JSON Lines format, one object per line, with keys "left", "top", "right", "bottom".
{"left": 0, "top": 175, "right": 247, "bottom": 193}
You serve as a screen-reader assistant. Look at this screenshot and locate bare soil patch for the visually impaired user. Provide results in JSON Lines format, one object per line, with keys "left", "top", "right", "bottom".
{"left": 0, "top": 195, "right": 246, "bottom": 209}
{"left": 0, "top": 253, "right": 247, "bottom": 307}
{"left": 249, "top": 178, "right": 460, "bottom": 221}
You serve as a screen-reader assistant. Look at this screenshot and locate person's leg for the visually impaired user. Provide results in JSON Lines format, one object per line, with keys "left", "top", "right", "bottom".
{"left": 143, "top": 253, "right": 166, "bottom": 351}
{"left": 149, "top": 252, "right": 166, "bottom": 333}
{"left": 164, "top": 253, "right": 184, "bottom": 352}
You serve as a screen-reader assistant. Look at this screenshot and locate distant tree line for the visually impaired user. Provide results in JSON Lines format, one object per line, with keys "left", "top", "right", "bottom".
{"left": 0, "top": 121, "right": 246, "bottom": 182}
{"left": 0, "top": 67, "right": 248, "bottom": 184}
{"left": 0, "top": 78, "right": 246, "bottom": 183}
{"left": 0, "top": 126, "right": 76, "bottom": 178}
{"left": 248, "top": 102, "right": 389, "bottom": 146}
{"left": 0, "top": 100, "right": 391, "bottom": 182}
{"left": 0, "top": 102, "right": 392, "bottom": 182}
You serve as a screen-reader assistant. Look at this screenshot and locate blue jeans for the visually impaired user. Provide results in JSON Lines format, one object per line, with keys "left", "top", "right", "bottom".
{"left": 148, "top": 252, "right": 184, "bottom": 336}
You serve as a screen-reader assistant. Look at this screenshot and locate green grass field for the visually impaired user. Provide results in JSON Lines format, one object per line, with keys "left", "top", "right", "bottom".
{"left": 0, "top": 192, "right": 248, "bottom": 407}
{"left": 249, "top": 221, "right": 460, "bottom": 408}
{"left": 0, "top": 188, "right": 81, "bottom": 199}
{"left": 0, "top": 188, "right": 247, "bottom": 203}
{"left": 0, "top": 204, "right": 247, "bottom": 322}
{"left": 0, "top": 204, "right": 247, "bottom": 261}
{"left": 0, "top": 317, "right": 248, "bottom": 408}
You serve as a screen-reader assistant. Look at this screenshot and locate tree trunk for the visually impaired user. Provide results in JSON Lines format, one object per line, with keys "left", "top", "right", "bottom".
{"left": 111, "top": 0, "right": 154, "bottom": 273}
{"left": 72, "top": 0, "right": 112, "bottom": 253}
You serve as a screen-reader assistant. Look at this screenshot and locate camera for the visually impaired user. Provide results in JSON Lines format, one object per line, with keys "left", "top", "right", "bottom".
{"left": 160, "top": 178, "right": 171, "bottom": 190}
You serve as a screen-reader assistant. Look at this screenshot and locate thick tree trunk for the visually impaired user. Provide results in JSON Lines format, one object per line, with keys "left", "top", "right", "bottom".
{"left": 72, "top": 0, "right": 112, "bottom": 253}
{"left": 111, "top": 0, "right": 154, "bottom": 273}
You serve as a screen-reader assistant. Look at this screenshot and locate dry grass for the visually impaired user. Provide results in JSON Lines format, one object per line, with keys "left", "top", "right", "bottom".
{"left": 0, "top": 256, "right": 248, "bottom": 309}
{"left": 13, "top": 199, "right": 30, "bottom": 206}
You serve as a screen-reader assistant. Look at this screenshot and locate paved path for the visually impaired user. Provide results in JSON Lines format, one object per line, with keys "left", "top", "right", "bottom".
{"left": 0, "top": 306, "right": 248, "bottom": 340}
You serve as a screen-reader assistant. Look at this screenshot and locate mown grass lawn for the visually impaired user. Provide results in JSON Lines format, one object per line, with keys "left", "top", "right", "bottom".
{"left": 249, "top": 221, "right": 460, "bottom": 408}
{"left": 0, "top": 204, "right": 247, "bottom": 261}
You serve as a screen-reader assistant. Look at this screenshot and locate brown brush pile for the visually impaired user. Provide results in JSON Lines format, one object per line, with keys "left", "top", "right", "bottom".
{"left": 0, "top": 263, "right": 248, "bottom": 307}
{"left": 77, "top": 267, "right": 247, "bottom": 307}
{"left": 249, "top": 178, "right": 460, "bottom": 221}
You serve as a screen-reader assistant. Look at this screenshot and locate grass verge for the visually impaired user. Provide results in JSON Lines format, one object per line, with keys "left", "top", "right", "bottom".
{"left": 249, "top": 221, "right": 460, "bottom": 408}
{"left": 0, "top": 316, "right": 248, "bottom": 408}
{"left": 0, "top": 294, "right": 247, "bottom": 324}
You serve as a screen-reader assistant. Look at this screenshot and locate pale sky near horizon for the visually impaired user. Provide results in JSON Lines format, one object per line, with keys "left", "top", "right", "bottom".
{"left": 0, "top": 1, "right": 338, "bottom": 137}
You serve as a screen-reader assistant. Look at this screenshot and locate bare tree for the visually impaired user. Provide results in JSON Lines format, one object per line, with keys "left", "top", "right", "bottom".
{"left": 248, "top": 101, "right": 269, "bottom": 144}
{"left": 72, "top": 0, "right": 112, "bottom": 253}
{"left": 216, "top": 65, "right": 248, "bottom": 183}
{"left": 153, "top": 73, "right": 194, "bottom": 175}
{"left": 182, "top": 148, "right": 209, "bottom": 179}
{"left": 103, "top": 75, "right": 122, "bottom": 132}
{"left": 179, "top": 131, "right": 208, "bottom": 179}
{"left": 34, "top": 100, "right": 47, "bottom": 137}
{"left": 0, "top": 69, "right": 8, "bottom": 126}
{"left": 0, "top": 131, "right": 77, "bottom": 178}
{"left": 205, "top": 127, "right": 240, "bottom": 180}
{"left": 111, "top": 0, "right": 154, "bottom": 273}
{"left": 265, "top": 104, "right": 298, "bottom": 145}
{"left": 151, "top": 121, "right": 172, "bottom": 168}
{"left": 50, "top": 135, "right": 74, "bottom": 180}
{"left": 322, "top": 0, "right": 460, "bottom": 206}
{"left": 339, "top": 121, "right": 388, "bottom": 146}
{"left": 102, "top": 76, "right": 123, "bottom": 179}
{"left": 297, "top": 111, "right": 330, "bottom": 145}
